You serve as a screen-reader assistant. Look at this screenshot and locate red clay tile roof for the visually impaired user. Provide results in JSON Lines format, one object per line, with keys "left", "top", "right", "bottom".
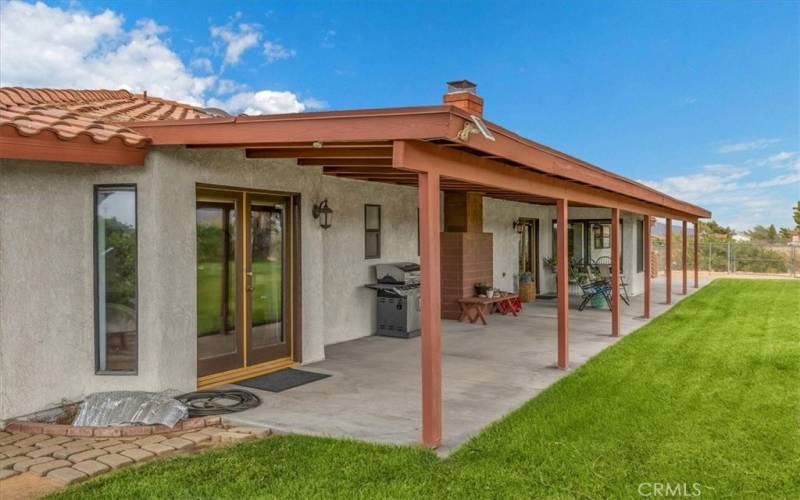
{"left": 0, "top": 87, "right": 214, "bottom": 122}
{"left": 0, "top": 87, "right": 217, "bottom": 164}
{"left": 0, "top": 105, "right": 149, "bottom": 147}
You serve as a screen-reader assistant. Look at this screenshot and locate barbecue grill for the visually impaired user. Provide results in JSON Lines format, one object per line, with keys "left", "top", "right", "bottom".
{"left": 365, "top": 262, "right": 421, "bottom": 338}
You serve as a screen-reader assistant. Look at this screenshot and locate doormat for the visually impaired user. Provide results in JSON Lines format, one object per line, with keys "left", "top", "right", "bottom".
{"left": 235, "top": 368, "right": 331, "bottom": 393}
{"left": 536, "top": 293, "right": 557, "bottom": 299}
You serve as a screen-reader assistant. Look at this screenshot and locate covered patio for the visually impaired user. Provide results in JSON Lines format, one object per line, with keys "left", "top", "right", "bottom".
{"left": 227, "top": 277, "right": 706, "bottom": 453}
{"left": 133, "top": 81, "right": 711, "bottom": 448}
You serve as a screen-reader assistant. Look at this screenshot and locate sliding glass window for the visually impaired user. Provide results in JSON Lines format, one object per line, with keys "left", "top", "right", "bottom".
{"left": 95, "top": 186, "right": 137, "bottom": 373}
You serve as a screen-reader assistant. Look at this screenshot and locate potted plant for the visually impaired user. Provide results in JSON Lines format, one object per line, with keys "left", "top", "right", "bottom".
{"left": 474, "top": 282, "right": 492, "bottom": 297}
{"left": 518, "top": 272, "right": 536, "bottom": 303}
{"left": 543, "top": 257, "right": 557, "bottom": 273}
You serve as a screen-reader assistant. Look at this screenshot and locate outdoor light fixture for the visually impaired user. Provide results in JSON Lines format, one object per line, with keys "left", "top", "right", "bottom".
{"left": 313, "top": 199, "right": 333, "bottom": 229}
{"left": 513, "top": 219, "right": 526, "bottom": 234}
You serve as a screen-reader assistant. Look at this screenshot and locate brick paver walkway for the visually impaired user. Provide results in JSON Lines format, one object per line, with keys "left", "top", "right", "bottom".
{"left": 0, "top": 423, "right": 268, "bottom": 495}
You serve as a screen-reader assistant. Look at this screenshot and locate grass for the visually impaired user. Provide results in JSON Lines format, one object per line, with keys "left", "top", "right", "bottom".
{"left": 197, "top": 261, "right": 282, "bottom": 336}
{"left": 53, "top": 279, "right": 800, "bottom": 499}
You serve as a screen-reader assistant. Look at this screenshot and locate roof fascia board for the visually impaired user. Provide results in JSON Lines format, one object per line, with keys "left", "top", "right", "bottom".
{"left": 442, "top": 112, "right": 709, "bottom": 218}
{"left": 0, "top": 128, "right": 146, "bottom": 166}
{"left": 393, "top": 139, "right": 701, "bottom": 221}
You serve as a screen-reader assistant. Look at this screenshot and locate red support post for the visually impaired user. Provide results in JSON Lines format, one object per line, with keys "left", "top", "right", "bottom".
{"left": 665, "top": 218, "right": 672, "bottom": 304}
{"left": 611, "top": 208, "right": 621, "bottom": 336}
{"left": 556, "top": 199, "right": 569, "bottom": 369}
{"left": 418, "top": 171, "right": 442, "bottom": 448}
{"left": 694, "top": 221, "right": 700, "bottom": 288}
{"left": 643, "top": 215, "right": 651, "bottom": 319}
{"left": 682, "top": 220, "right": 688, "bottom": 295}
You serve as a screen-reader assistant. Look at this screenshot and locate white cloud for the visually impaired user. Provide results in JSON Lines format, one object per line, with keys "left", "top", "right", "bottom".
{"left": 210, "top": 19, "right": 261, "bottom": 66}
{"left": 717, "top": 138, "right": 780, "bottom": 153}
{"left": 191, "top": 57, "right": 213, "bottom": 73}
{"left": 0, "top": 2, "right": 324, "bottom": 115}
{"left": 263, "top": 40, "right": 296, "bottom": 62}
{"left": 0, "top": 0, "right": 215, "bottom": 105}
{"left": 767, "top": 151, "right": 798, "bottom": 164}
{"left": 321, "top": 29, "right": 336, "bottom": 48}
{"left": 216, "top": 79, "right": 247, "bottom": 95}
{"left": 208, "top": 90, "right": 325, "bottom": 115}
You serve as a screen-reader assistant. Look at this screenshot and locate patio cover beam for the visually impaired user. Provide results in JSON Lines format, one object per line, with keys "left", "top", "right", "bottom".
{"left": 694, "top": 222, "right": 700, "bottom": 288}
{"left": 682, "top": 221, "right": 689, "bottom": 295}
{"left": 643, "top": 216, "right": 652, "bottom": 319}
{"left": 418, "top": 171, "right": 443, "bottom": 448}
{"left": 666, "top": 219, "right": 673, "bottom": 304}
{"left": 611, "top": 208, "right": 621, "bottom": 337}
{"left": 392, "top": 140, "right": 699, "bottom": 221}
{"left": 556, "top": 199, "right": 570, "bottom": 369}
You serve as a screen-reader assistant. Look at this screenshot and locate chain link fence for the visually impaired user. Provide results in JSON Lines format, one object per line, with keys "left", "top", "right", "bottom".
{"left": 652, "top": 239, "right": 800, "bottom": 279}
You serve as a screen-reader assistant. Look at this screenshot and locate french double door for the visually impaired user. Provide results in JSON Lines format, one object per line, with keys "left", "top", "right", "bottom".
{"left": 195, "top": 187, "right": 295, "bottom": 380}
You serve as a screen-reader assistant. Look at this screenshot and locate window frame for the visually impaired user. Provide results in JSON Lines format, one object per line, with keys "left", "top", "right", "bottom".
{"left": 364, "top": 204, "right": 382, "bottom": 259}
{"left": 94, "top": 184, "right": 139, "bottom": 375}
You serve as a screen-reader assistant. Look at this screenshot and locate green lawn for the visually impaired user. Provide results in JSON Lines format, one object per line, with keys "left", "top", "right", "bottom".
{"left": 197, "top": 261, "right": 282, "bottom": 336}
{"left": 54, "top": 280, "right": 799, "bottom": 499}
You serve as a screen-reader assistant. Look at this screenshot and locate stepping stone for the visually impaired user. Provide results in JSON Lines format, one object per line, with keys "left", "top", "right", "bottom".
{"left": 0, "top": 433, "right": 30, "bottom": 446}
{"left": 47, "top": 466, "right": 88, "bottom": 485}
{"left": 15, "top": 434, "right": 51, "bottom": 447}
{"left": 160, "top": 437, "right": 193, "bottom": 450}
{"left": 0, "top": 432, "right": 10, "bottom": 439}
{"left": 140, "top": 443, "right": 172, "bottom": 456}
{"left": 181, "top": 432, "right": 211, "bottom": 444}
{"left": 134, "top": 435, "right": 166, "bottom": 446}
{"left": 0, "top": 456, "right": 30, "bottom": 470}
{"left": 91, "top": 439, "right": 123, "bottom": 449}
{"left": 0, "top": 469, "right": 19, "bottom": 480}
{"left": 120, "top": 448, "right": 153, "bottom": 462}
{"left": 2, "top": 446, "right": 35, "bottom": 458}
{"left": 104, "top": 443, "right": 137, "bottom": 454}
{"left": 228, "top": 426, "right": 269, "bottom": 436}
{"left": 96, "top": 453, "right": 133, "bottom": 469}
{"left": 72, "top": 460, "right": 110, "bottom": 476}
{"left": 214, "top": 431, "right": 250, "bottom": 442}
{"left": 0, "top": 445, "right": 22, "bottom": 455}
{"left": 53, "top": 445, "right": 91, "bottom": 459}
{"left": 196, "top": 427, "right": 226, "bottom": 436}
{"left": 13, "top": 456, "right": 53, "bottom": 472}
{"left": 27, "top": 445, "right": 65, "bottom": 458}
{"left": 67, "top": 448, "right": 107, "bottom": 463}
{"left": 29, "top": 459, "right": 72, "bottom": 477}
{"left": 35, "top": 436, "right": 73, "bottom": 448}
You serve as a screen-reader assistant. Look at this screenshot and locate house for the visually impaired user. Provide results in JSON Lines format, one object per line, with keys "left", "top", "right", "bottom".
{"left": 0, "top": 82, "right": 710, "bottom": 447}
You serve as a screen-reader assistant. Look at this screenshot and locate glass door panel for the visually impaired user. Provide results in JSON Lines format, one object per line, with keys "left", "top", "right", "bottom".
{"left": 196, "top": 200, "right": 242, "bottom": 377}
{"left": 247, "top": 199, "right": 289, "bottom": 364}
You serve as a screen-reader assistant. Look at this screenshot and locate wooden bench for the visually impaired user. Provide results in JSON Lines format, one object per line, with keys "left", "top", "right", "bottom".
{"left": 457, "top": 293, "right": 519, "bottom": 325}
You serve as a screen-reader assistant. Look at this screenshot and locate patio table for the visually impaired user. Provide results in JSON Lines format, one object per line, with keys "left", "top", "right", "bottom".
{"left": 457, "top": 293, "right": 519, "bottom": 325}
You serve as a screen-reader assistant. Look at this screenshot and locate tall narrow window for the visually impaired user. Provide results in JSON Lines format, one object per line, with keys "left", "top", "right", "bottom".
{"left": 95, "top": 186, "right": 137, "bottom": 373}
{"left": 365, "top": 204, "right": 381, "bottom": 259}
{"left": 637, "top": 219, "right": 645, "bottom": 273}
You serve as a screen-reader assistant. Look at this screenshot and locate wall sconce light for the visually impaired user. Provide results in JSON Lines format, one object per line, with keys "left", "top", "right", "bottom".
{"left": 313, "top": 199, "right": 333, "bottom": 229}
{"left": 513, "top": 219, "right": 525, "bottom": 234}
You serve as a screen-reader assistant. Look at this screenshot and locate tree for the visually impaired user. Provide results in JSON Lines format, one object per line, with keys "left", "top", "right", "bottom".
{"left": 698, "top": 220, "right": 734, "bottom": 241}
{"left": 745, "top": 224, "right": 781, "bottom": 243}
{"left": 794, "top": 201, "right": 800, "bottom": 231}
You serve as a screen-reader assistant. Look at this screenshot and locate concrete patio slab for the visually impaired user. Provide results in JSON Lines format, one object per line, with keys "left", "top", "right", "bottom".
{"left": 227, "top": 277, "right": 708, "bottom": 453}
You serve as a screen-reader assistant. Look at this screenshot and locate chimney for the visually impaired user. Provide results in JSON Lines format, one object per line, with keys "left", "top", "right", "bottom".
{"left": 443, "top": 80, "right": 483, "bottom": 116}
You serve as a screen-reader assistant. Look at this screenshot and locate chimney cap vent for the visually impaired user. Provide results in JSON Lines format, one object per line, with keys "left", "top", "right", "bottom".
{"left": 446, "top": 80, "right": 477, "bottom": 94}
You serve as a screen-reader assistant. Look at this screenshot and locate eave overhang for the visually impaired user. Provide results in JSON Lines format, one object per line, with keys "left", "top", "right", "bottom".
{"left": 127, "top": 105, "right": 710, "bottom": 219}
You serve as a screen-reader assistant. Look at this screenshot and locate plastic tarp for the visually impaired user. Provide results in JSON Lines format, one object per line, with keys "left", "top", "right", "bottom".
{"left": 72, "top": 391, "right": 188, "bottom": 428}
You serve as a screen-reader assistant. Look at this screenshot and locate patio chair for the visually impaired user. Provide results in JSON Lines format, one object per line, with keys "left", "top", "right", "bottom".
{"left": 577, "top": 279, "right": 613, "bottom": 311}
{"left": 595, "top": 263, "right": 631, "bottom": 305}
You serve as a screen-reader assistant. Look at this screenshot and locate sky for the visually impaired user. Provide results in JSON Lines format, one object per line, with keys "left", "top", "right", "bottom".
{"left": 1, "top": 0, "right": 797, "bottom": 231}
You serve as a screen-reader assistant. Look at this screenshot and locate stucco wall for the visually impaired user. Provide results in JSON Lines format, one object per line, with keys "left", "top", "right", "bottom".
{"left": 0, "top": 147, "right": 645, "bottom": 420}
{"left": 319, "top": 176, "right": 419, "bottom": 346}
